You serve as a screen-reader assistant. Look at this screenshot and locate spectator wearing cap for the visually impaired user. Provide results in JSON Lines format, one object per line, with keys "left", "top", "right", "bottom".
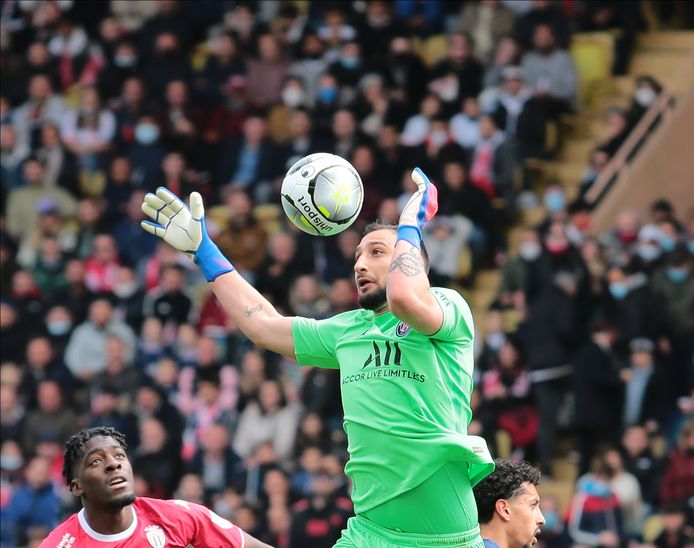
{"left": 5, "top": 158, "right": 77, "bottom": 241}
{"left": 620, "top": 338, "right": 671, "bottom": 431}
{"left": 64, "top": 296, "right": 135, "bottom": 383}
{"left": 247, "top": 33, "right": 290, "bottom": 109}
{"left": 521, "top": 23, "right": 578, "bottom": 113}
{"left": 457, "top": 0, "right": 516, "bottom": 64}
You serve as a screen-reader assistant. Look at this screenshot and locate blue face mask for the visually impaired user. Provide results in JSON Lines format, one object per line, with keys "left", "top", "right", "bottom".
{"left": 47, "top": 321, "right": 72, "bottom": 336}
{"left": 318, "top": 87, "right": 337, "bottom": 103}
{"left": 637, "top": 244, "right": 660, "bottom": 262}
{"left": 609, "top": 282, "right": 629, "bottom": 300}
{"left": 660, "top": 236, "right": 676, "bottom": 252}
{"left": 341, "top": 57, "right": 361, "bottom": 69}
{"left": 544, "top": 191, "right": 565, "bottom": 213}
{"left": 667, "top": 267, "right": 689, "bottom": 283}
{"left": 581, "top": 478, "right": 612, "bottom": 497}
{"left": 135, "top": 123, "right": 160, "bottom": 145}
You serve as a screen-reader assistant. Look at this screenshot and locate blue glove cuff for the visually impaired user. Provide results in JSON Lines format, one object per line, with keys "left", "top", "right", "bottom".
{"left": 396, "top": 225, "right": 422, "bottom": 249}
{"left": 194, "top": 219, "right": 235, "bottom": 282}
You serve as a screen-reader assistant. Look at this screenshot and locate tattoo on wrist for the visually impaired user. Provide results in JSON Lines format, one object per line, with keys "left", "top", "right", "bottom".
{"left": 389, "top": 247, "right": 425, "bottom": 277}
{"left": 243, "top": 303, "right": 264, "bottom": 318}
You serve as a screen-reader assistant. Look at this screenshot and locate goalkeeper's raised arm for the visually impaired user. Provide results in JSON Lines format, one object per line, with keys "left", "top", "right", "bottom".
{"left": 140, "top": 188, "right": 295, "bottom": 358}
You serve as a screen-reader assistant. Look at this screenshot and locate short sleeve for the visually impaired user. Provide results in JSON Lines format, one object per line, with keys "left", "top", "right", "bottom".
{"left": 292, "top": 311, "right": 360, "bottom": 369}
{"left": 172, "top": 500, "right": 246, "bottom": 547}
{"left": 430, "top": 287, "right": 474, "bottom": 344}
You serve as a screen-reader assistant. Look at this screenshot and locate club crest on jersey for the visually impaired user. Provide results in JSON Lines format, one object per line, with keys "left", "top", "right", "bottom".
{"left": 396, "top": 321, "right": 411, "bottom": 337}
{"left": 145, "top": 525, "right": 167, "bottom": 548}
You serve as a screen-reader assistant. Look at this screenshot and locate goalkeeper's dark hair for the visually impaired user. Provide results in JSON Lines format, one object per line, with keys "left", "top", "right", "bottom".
{"left": 62, "top": 427, "right": 128, "bottom": 486}
{"left": 473, "top": 459, "right": 542, "bottom": 524}
{"left": 363, "top": 222, "right": 430, "bottom": 273}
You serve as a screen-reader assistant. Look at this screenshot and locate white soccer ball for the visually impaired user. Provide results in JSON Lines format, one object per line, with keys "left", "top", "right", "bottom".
{"left": 281, "top": 153, "right": 363, "bottom": 236}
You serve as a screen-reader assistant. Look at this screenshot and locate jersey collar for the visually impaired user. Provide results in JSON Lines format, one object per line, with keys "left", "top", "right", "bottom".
{"left": 78, "top": 506, "right": 138, "bottom": 541}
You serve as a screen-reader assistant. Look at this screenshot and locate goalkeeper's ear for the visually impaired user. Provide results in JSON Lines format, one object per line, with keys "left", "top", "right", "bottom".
{"left": 189, "top": 192, "right": 205, "bottom": 220}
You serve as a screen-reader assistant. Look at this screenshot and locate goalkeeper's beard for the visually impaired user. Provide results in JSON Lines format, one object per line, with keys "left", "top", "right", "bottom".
{"left": 358, "top": 287, "right": 388, "bottom": 311}
{"left": 108, "top": 493, "right": 136, "bottom": 511}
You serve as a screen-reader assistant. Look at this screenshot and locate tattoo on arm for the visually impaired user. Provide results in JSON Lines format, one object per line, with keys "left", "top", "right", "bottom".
{"left": 243, "top": 303, "right": 264, "bottom": 318}
{"left": 389, "top": 246, "right": 425, "bottom": 277}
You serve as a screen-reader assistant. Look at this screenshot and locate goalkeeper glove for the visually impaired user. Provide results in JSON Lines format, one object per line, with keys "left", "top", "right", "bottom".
{"left": 397, "top": 167, "right": 439, "bottom": 248}
{"left": 141, "top": 188, "right": 234, "bottom": 282}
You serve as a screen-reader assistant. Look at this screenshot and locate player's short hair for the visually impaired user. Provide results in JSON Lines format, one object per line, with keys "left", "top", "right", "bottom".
{"left": 363, "top": 222, "right": 430, "bottom": 273}
{"left": 62, "top": 427, "right": 128, "bottom": 486}
{"left": 474, "top": 459, "right": 542, "bottom": 524}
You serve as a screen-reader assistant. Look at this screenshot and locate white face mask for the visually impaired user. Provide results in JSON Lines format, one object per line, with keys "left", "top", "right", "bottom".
{"left": 281, "top": 87, "right": 305, "bottom": 108}
{"left": 114, "top": 281, "right": 138, "bottom": 299}
{"left": 429, "top": 130, "right": 448, "bottom": 147}
{"left": 519, "top": 241, "right": 542, "bottom": 261}
{"left": 634, "top": 87, "right": 656, "bottom": 107}
{"left": 438, "top": 80, "right": 459, "bottom": 102}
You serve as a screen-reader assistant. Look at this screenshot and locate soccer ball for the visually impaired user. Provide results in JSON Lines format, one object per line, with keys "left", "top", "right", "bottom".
{"left": 281, "top": 153, "right": 363, "bottom": 236}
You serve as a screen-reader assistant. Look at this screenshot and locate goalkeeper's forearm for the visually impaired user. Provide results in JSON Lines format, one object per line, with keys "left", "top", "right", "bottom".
{"left": 208, "top": 270, "right": 296, "bottom": 358}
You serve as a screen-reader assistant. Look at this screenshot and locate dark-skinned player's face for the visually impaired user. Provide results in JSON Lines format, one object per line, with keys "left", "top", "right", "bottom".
{"left": 354, "top": 229, "right": 396, "bottom": 310}
{"left": 70, "top": 435, "right": 136, "bottom": 510}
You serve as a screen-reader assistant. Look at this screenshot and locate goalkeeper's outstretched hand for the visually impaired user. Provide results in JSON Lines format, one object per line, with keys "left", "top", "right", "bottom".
{"left": 141, "top": 188, "right": 234, "bottom": 282}
{"left": 397, "top": 167, "right": 439, "bottom": 248}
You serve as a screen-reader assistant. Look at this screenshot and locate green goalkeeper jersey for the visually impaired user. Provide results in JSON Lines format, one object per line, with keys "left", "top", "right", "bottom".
{"left": 292, "top": 287, "right": 494, "bottom": 514}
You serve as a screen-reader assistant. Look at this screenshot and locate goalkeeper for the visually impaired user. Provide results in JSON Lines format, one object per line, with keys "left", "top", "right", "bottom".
{"left": 140, "top": 168, "right": 494, "bottom": 548}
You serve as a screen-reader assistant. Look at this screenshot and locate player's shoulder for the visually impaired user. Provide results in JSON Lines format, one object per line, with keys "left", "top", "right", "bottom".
{"left": 430, "top": 286, "right": 470, "bottom": 311}
{"left": 39, "top": 515, "right": 80, "bottom": 547}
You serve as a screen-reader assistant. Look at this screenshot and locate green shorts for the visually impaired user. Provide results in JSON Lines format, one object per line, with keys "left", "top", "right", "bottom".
{"left": 334, "top": 515, "right": 485, "bottom": 548}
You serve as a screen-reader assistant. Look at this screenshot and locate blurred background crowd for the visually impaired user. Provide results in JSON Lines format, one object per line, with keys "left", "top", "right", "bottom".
{"left": 0, "top": 1, "right": 693, "bottom": 547}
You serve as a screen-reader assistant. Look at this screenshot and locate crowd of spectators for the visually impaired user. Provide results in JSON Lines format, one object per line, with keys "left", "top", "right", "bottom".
{"left": 0, "top": 1, "right": 692, "bottom": 547}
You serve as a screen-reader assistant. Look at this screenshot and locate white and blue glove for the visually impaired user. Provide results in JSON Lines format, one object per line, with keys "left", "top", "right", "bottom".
{"left": 397, "top": 167, "right": 439, "bottom": 248}
{"left": 140, "top": 188, "right": 234, "bottom": 282}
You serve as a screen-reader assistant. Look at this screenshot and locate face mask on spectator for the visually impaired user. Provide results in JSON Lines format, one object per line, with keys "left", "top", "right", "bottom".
{"left": 634, "top": 87, "right": 656, "bottom": 107}
{"left": 580, "top": 478, "right": 611, "bottom": 497}
{"left": 636, "top": 244, "right": 660, "bottom": 262}
{"left": 341, "top": 56, "right": 361, "bottom": 70}
{"left": 114, "top": 54, "right": 138, "bottom": 68}
{"left": 667, "top": 266, "right": 689, "bottom": 283}
{"left": 438, "top": 81, "right": 458, "bottom": 102}
{"left": 47, "top": 320, "right": 72, "bottom": 336}
{"left": 317, "top": 86, "right": 337, "bottom": 104}
{"left": 114, "top": 281, "right": 139, "bottom": 299}
{"left": 659, "top": 236, "right": 676, "bottom": 252}
{"left": 429, "top": 130, "right": 448, "bottom": 147}
{"left": 281, "top": 87, "right": 305, "bottom": 108}
{"left": 519, "top": 241, "right": 542, "bottom": 261}
{"left": 135, "top": 123, "right": 160, "bottom": 145}
{"left": 0, "top": 454, "right": 23, "bottom": 471}
{"left": 609, "top": 282, "right": 629, "bottom": 300}
{"left": 543, "top": 191, "right": 565, "bottom": 213}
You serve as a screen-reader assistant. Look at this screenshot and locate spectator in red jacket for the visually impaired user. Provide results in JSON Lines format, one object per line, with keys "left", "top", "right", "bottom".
{"left": 660, "top": 418, "right": 694, "bottom": 507}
